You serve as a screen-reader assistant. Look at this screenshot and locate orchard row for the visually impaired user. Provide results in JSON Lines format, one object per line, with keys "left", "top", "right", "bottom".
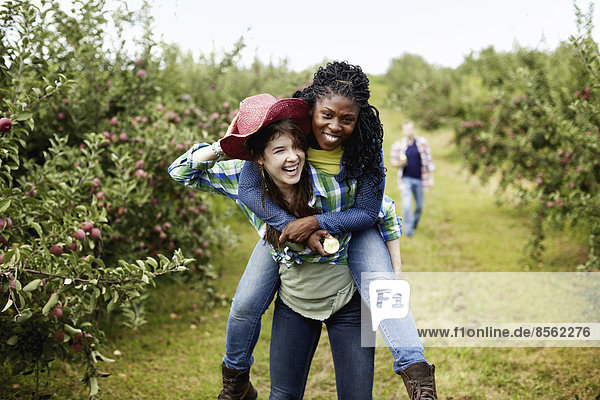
{"left": 385, "top": 5, "right": 600, "bottom": 269}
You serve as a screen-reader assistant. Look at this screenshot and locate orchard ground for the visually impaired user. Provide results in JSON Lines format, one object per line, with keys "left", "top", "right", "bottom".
{"left": 2, "top": 103, "right": 599, "bottom": 399}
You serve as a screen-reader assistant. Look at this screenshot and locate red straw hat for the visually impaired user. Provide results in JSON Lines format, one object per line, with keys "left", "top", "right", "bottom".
{"left": 220, "top": 94, "right": 311, "bottom": 160}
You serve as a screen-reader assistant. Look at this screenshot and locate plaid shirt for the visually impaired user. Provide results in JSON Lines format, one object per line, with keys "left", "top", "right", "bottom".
{"left": 390, "top": 136, "right": 435, "bottom": 191}
{"left": 169, "top": 143, "right": 401, "bottom": 267}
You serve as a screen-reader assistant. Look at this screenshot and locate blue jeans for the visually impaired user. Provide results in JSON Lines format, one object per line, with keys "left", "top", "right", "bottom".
{"left": 224, "top": 229, "right": 427, "bottom": 375}
{"left": 347, "top": 227, "right": 426, "bottom": 372}
{"left": 401, "top": 176, "right": 424, "bottom": 236}
{"left": 269, "top": 292, "right": 374, "bottom": 400}
{"left": 223, "top": 240, "right": 280, "bottom": 370}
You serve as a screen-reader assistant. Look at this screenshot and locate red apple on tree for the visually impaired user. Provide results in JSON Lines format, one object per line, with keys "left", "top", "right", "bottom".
{"left": 25, "top": 182, "right": 36, "bottom": 197}
{"left": 81, "top": 221, "right": 93, "bottom": 232}
{"left": 0, "top": 217, "right": 11, "bottom": 230}
{"left": 83, "top": 333, "right": 94, "bottom": 345}
{"left": 50, "top": 245, "right": 63, "bottom": 256}
{"left": 0, "top": 117, "right": 12, "bottom": 132}
{"left": 73, "top": 229, "right": 86, "bottom": 241}
{"left": 52, "top": 307, "right": 63, "bottom": 319}
{"left": 90, "top": 228, "right": 101, "bottom": 239}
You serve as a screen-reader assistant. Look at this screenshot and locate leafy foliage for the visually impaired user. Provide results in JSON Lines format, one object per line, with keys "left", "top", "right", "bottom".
{"left": 0, "top": 0, "right": 308, "bottom": 398}
{"left": 385, "top": 3, "right": 599, "bottom": 269}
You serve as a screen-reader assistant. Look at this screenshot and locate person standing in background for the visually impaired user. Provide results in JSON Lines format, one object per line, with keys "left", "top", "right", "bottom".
{"left": 390, "top": 121, "right": 434, "bottom": 237}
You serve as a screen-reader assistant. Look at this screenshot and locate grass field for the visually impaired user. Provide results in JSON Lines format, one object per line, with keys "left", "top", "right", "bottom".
{"left": 3, "top": 104, "right": 599, "bottom": 399}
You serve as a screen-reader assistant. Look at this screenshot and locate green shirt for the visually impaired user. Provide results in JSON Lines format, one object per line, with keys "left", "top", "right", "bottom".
{"left": 278, "top": 242, "right": 355, "bottom": 320}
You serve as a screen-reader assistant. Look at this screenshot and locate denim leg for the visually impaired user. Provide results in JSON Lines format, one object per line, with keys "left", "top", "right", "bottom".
{"left": 269, "top": 297, "right": 321, "bottom": 400}
{"left": 347, "top": 227, "right": 426, "bottom": 373}
{"left": 326, "top": 293, "right": 374, "bottom": 400}
{"left": 223, "top": 239, "right": 280, "bottom": 370}
{"left": 401, "top": 177, "right": 415, "bottom": 236}
{"left": 412, "top": 178, "right": 425, "bottom": 230}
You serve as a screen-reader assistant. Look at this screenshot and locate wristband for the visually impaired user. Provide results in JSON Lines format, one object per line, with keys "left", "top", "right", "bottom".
{"left": 211, "top": 141, "right": 225, "bottom": 158}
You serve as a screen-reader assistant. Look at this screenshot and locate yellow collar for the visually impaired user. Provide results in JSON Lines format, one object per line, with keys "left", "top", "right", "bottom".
{"left": 307, "top": 147, "right": 343, "bottom": 175}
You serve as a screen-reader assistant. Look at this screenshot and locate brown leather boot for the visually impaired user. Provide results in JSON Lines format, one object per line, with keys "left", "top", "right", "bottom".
{"left": 400, "top": 362, "right": 438, "bottom": 400}
{"left": 217, "top": 362, "right": 258, "bottom": 400}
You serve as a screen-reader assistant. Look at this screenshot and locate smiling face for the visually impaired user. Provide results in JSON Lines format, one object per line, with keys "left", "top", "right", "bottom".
{"left": 310, "top": 94, "right": 359, "bottom": 151}
{"left": 257, "top": 132, "right": 306, "bottom": 195}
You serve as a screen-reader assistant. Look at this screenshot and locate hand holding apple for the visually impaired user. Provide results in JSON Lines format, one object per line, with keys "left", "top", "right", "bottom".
{"left": 398, "top": 154, "right": 408, "bottom": 167}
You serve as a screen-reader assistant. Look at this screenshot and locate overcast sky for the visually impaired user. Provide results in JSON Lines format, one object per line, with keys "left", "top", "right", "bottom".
{"left": 75, "top": 0, "right": 600, "bottom": 75}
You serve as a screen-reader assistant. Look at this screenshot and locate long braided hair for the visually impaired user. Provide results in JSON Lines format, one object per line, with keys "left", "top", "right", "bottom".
{"left": 293, "top": 61, "right": 385, "bottom": 196}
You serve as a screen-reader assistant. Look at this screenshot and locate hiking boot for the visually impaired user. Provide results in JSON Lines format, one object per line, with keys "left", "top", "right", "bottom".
{"left": 217, "top": 362, "right": 258, "bottom": 400}
{"left": 400, "top": 362, "right": 437, "bottom": 400}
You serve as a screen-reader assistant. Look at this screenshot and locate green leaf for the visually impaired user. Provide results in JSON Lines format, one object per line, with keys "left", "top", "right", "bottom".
{"left": 17, "top": 293, "right": 26, "bottom": 308}
{"left": 145, "top": 257, "right": 158, "bottom": 268}
{"left": 90, "top": 258, "right": 105, "bottom": 268}
{"left": 0, "top": 199, "right": 10, "bottom": 213}
{"left": 7, "top": 335, "right": 18, "bottom": 346}
{"left": 16, "top": 112, "right": 33, "bottom": 121}
{"left": 107, "top": 290, "right": 119, "bottom": 313}
{"left": 22, "top": 279, "right": 42, "bottom": 292}
{"left": 2, "top": 299, "right": 13, "bottom": 313}
{"left": 30, "top": 221, "right": 43, "bottom": 237}
{"left": 15, "top": 309, "right": 32, "bottom": 323}
{"left": 63, "top": 324, "right": 82, "bottom": 335}
{"left": 42, "top": 292, "right": 58, "bottom": 315}
{"left": 93, "top": 351, "right": 115, "bottom": 363}
{"left": 89, "top": 376, "right": 99, "bottom": 396}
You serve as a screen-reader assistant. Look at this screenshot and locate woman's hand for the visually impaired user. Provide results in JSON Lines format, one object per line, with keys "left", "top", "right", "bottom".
{"left": 305, "top": 230, "right": 330, "bottom": 257}
{"left": 278, "top": 216, "right": 320, "bottom": 244}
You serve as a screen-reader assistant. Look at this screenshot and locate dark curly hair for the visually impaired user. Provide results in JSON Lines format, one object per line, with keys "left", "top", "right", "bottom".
{"left": 292, "top": 61, "right": 385, "bottom": 196}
